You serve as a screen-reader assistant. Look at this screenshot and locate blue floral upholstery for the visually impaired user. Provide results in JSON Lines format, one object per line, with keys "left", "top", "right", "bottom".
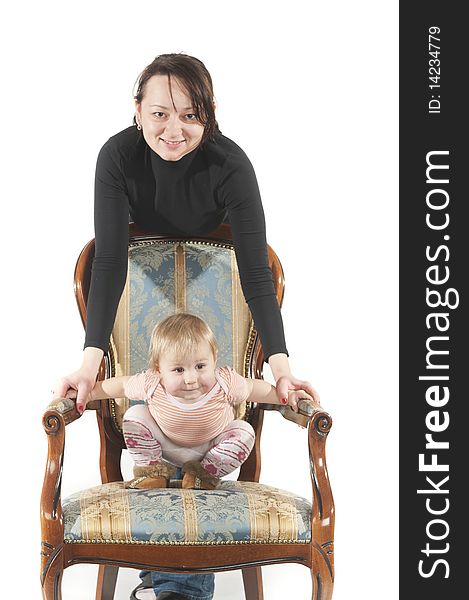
{"left": 110, "top": 240, "right": 254, "bottom": 428}
{"left": 63, "top": 480, "right": 312, "bottom": 545}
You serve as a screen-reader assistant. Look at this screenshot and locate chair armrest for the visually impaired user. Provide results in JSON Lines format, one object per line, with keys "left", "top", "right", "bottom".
{"left": 40, "top": 397, "right": 84, "bottom": 556}
{"left": 260, "top": 398, "right": 322, "bottom": 428}
{"left": 44, "top": 397, "right": 81, "bottom": 426}
{"left": 307, "top": 406, "right": 334, "bottom": 571}
{"left": 260, "top": 399, "right": 335, "bottom": 560}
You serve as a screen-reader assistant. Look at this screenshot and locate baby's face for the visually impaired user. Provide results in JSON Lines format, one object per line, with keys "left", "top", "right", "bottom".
{"left": 157, "top": 341, "right": 217, "bottom": 402}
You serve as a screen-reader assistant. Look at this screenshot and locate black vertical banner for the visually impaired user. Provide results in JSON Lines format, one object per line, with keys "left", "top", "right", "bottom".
{"left": 400, "top": 2, "right": 466, "bottom": 597}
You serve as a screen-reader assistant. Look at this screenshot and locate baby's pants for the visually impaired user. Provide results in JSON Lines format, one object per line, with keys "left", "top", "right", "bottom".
{"left": 123, "top": 404, "right": 255, "bottom": 477}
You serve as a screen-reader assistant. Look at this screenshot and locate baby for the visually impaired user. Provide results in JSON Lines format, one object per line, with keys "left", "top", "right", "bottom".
{"left": 77, "top": 313, "right": 314, "bottom": 490}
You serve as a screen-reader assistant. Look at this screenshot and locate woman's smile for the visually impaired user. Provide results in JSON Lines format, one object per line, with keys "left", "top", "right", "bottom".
{"left": 160, "top": 137, "right": 186, "bottom": 149}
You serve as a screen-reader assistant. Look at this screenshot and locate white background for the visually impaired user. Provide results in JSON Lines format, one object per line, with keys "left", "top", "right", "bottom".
{"left": 0, "top": 1, "right": 398, "bottom": 598}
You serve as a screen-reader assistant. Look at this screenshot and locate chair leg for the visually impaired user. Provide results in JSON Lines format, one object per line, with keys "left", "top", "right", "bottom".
{"left": 242, "top": 567, "right": 263, "bottom": 600}
{"left": 41, "top": 547, "right": 64, "bottom": 600}
{"left": 96, "top": 565, "right": 119, "bottom": 600}
{"left": 311, "top": 570, "right": 333, "bottom": 600}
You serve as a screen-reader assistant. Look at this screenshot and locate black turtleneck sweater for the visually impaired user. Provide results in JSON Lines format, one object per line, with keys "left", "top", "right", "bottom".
{"left": 85, "top": 126, "right": 288, "bottom": 361}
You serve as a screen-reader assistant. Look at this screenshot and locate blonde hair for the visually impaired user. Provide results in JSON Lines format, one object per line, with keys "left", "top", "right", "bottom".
{"left": 149, "top": 313, "right": 218, "bottom": 369}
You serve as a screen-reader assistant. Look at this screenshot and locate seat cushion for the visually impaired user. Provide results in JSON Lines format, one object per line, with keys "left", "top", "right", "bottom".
{"left": 63, "top": 480, "right": 312, "bottom": 546}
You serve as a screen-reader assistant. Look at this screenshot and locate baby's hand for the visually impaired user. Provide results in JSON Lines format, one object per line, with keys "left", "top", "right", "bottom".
{"left": 284, "top": 390, "right": 315, "bottom": 413}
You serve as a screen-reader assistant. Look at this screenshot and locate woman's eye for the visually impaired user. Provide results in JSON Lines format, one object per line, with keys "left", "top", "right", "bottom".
{"left": 174, "top": 367, "right": 184, "bottom": 373}
{"left": 196, "top": 364, "right": 206, "bottom": 370}
{"left": 185, "top": 113, "right": 196, "bottom": 121}
{"left": 153, "top": 112, "right": 165, "bottom": 118}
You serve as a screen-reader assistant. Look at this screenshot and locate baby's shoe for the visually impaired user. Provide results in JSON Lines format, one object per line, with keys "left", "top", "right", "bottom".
{"left": 181, "top": 461, "right": 220, "bottom": 490}
{"left": 125, "top": 463, "right": 175, "bottom": 489}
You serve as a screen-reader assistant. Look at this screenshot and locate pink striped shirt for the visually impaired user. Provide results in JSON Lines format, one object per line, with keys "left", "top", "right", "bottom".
{"left": 124, "top": 366, "right": 250, "bottom": 447}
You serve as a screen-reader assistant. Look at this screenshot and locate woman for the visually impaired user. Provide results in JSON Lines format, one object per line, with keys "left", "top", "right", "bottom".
{"left": 54, "top": 53, "right": 319, "bottom": 600}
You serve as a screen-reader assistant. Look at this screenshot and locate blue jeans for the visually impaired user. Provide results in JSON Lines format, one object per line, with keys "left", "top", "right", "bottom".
{"left": 139, "top": 571, "right": 214, "bottom": 600}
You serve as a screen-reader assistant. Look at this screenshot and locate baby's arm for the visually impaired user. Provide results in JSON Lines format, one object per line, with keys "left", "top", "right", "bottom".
{"left": 66, "top": 376, "right": 131, "bottom": 414}
{"left": 90, "top": 377, "right": 130, "bottom": 401}
{"left": 245, "top": 378, "right": 316, "bottom": 413}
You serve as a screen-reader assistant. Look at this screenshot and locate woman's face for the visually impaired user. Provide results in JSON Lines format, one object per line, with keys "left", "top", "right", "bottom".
{"left": 135, "top": 75, "right": 205, "bottom": 161}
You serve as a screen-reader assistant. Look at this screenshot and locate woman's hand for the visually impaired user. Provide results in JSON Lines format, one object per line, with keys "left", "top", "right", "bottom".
{"left": 52, "top": 347, "right": 104, "bottom": 414}
{"left": 284, "top": 389, "right": 316, "bottom": 413}
{"left": 275, "top": 375, "right": 320, "bottom": 408}
{"left": 53, "top": 367, "right": 96, "bottom": 414}
{"left": 61, "top": 384, "right": 93, "bottom": 413}
{"left": 268, "top": 354, "right": 320, "bottom": 408}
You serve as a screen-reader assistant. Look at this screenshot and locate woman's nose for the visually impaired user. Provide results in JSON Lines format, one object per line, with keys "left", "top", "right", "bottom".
{"left": 164, "top": 114, "right": 182, "bottom": 137}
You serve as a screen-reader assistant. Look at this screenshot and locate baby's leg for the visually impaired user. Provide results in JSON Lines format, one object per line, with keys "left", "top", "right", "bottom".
{"left": 201, "top": 419, "right": 255, "bottom": 477}
{"left": 122, "top": 404, "right": 164, "bottom": 466}
{"left": 123, "top": 404, "right": 182, "bottom": 489}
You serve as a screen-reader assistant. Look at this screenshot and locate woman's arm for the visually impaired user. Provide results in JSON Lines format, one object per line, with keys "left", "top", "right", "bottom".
{"left": 54, "top": 141, "right": 129, "bottom": 406}
{"left": 85, "top": 143, "right": 130, "bottom": 351}
{"left": 220, "top": 152, "right": 320, "bottom": 404}
{"left": 221, "top": 153, "right": 289, "bottom": 361}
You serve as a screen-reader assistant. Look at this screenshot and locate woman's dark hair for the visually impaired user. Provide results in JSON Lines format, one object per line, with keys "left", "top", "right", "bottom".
{"left": 133, "top": 53, "right": 220, "bottom": 144}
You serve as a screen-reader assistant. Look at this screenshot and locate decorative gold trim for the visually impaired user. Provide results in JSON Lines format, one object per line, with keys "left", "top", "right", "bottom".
{"left": 243, "top": 320, "right": 258, "bottom": 421}
{"left": 244, "top": 321, "right": 257, "bottom": 378}
{"left": 128, "top": 239, "right": 234, "bottom": 251}
{"left": 109, "top": 399, "right": 120, "bottom": 432}
{"left": 64, "top": 538, "right": 309, "bottom": 545}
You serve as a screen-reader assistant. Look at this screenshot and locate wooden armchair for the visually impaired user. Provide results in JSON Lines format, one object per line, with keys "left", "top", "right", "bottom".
{"left": 41, "top": 224, "right": 334, "bottom": 600}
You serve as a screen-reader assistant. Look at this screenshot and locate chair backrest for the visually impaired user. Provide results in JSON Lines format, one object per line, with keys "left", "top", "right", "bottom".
{"left": 74, "top": 224, "right": 285, "bottom": 435}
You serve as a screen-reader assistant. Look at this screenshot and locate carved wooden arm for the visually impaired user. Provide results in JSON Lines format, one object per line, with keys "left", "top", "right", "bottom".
{"left": 261, "top": 398, "right": 321, "bottom": 428}
{"left": 40, "top": 398, "right": 83, "bottom": 582}
{"left": 261, "top": 400, "right": 335, "bottom": 579}
{"left": 308, "top": 408, "right": 334, "bottom": 578}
